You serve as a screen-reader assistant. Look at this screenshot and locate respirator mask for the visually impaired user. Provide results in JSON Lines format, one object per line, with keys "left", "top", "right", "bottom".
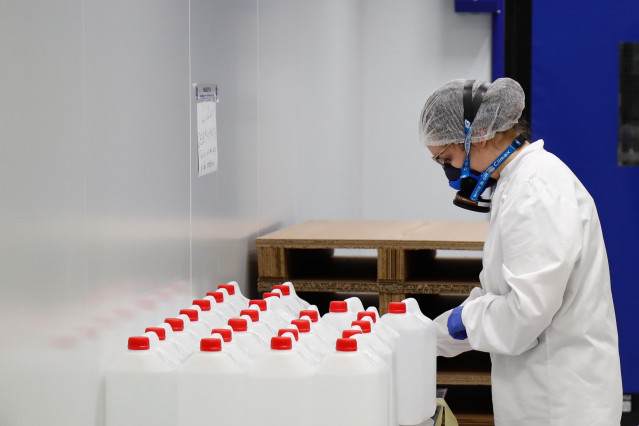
{"left": 445, "top": 80, "right": 523, "bottom": 213}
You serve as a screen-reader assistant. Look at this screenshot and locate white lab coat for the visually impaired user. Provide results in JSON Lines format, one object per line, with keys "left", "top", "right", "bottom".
{"left": 435, "top": 140, "right": 622, "bottom": 425}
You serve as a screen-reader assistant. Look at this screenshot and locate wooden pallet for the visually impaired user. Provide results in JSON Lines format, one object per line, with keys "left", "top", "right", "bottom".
{"left": 257, "top": 220, "right": 487, "bottom": 314}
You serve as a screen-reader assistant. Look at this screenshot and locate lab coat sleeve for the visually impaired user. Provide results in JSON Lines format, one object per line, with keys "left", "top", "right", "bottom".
{"left": 461, "top": 179, "right": 582, "bottom": 356}
{"left": 434, "top": 286, "right": 486, "bottom": 357}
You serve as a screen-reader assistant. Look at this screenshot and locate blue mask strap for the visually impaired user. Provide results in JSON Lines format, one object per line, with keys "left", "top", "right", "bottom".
{"left": 460, "top": 119, "right": 472, "bottom": 179}
{"left": 470, "top": 138, "right": 524, "bottom": 201}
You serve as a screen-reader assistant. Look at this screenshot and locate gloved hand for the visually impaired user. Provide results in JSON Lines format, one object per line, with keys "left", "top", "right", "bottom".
{"left": 447, "top": 306, "right": 467, "bottom": 340}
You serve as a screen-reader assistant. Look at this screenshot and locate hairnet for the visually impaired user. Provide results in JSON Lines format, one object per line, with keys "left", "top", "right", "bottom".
{"left": 419, "top": 78, "right": 525, "bottom": 146}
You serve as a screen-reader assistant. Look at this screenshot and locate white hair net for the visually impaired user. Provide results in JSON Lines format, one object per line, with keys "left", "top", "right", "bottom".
{"left": 419, "top": 78, "right": 525, "bottom": 146}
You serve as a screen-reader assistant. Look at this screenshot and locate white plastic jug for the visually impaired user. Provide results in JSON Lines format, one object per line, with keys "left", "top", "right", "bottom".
{"left": 192, "top": 299, "right": 227, "bottom": 329}
{"left": 402, "top": 298, "right": 437, "bottom": 417}
{"left": 217, "top": 284, "right": 248, "bottom": 312}
{"left": 205, "top": 291, "right": 239, "bottom": 318}
{"left": 164, "top": 317, "right": 199, "bottom": 355}
{"left": 344, "top": 296, "right": 365, "bottom": 314}
{"left": 106, "top": 336, "right": 175, "bottom": 426}
{"left": 210, "top": 327, "right": 252, "bottom": 368}
{"left": 227, "top": 318, "right": 267, "bottom": 358}
{"left": 225, "top": 281, "right": 250, "bottom": 305}
{"left": 313, "top": 338, "right": 389, "bottom": 426}
{"left": 278, "top": 328, "right": 320, "bottom": 365}
{"left": 280, "top": 282, "right": 310, "bottom": 309}
{"left": 176, "top": 337, "right": 246, "bottom": 426}
{"left": 246, "top": 336, "right": 316, "bottom": 426}
{"left": 249, "top": 299, "right": 286, "bottom": 330}
{"left": 321, "top": 301, "right": 357, "bottom": 332}
{"left": 240, "top": 309, "right": 276, "bottom": 343}
{"left": 358, "top": 311, "right": 401, "bottom": 346}
{"left": 178, "top": 309, "right": 211, "bottom": 338}
{"left": 299, "top": 309, "right": 339, "bottom": 345}
{"left": 380, "top": 302, "right": 436, "bottom": 424}
{"left": 144, "top": 327, "right": 182, "bottom": 368}
{"left": 154, "top": 323, "right": 191, "bottom": 362}
{"left": 263, "top": 292, "right": 297, "bottom": 324}
{"left": 291, "top": 319, "right": 329, "bottom": 359}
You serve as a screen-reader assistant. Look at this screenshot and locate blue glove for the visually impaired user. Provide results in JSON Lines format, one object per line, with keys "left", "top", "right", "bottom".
{"left": 447, "top": 306, "right": 468, "bottom": 340}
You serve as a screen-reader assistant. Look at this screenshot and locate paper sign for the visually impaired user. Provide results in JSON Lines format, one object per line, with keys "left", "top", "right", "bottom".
{"left": 197, "top": 101, "right": 218, "bottom": 176}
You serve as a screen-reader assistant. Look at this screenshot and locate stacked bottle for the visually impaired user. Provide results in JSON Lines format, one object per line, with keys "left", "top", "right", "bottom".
{"left": 106, "top": 282, "right": 437, "bottom": 426}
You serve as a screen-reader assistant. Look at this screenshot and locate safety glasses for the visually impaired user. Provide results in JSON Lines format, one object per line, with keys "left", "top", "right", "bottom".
{"left": 431, "top": 142, "right": 454, "bottom": 166}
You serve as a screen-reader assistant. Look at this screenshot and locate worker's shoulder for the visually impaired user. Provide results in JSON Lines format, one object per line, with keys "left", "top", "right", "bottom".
{"left": 513, "top": 143, "right": 575, "bottom": 184}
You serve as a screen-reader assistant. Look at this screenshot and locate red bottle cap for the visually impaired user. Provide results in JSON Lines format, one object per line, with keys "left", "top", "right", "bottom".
{"left": 180, "top": 309, "right": 199, "bottom": 322}
{"left": 299, "top": 310, "right": 319, "bottom": 322}
{"left": 200, "top": 338, "right": 222, "bottom": 352}
{"left": 145, "top": 327, "right": 166, "bottom": 341}
{"left": 249, "top": 300, "right": 267, "bottom": 311}
{"left": 128, "top": 336, "right": 150, "bottom": 350}
{"left": 164, "top": 318, "right": 184, "bottom": 331}
{"left": 206, "top": 292, "right": 224, "bottom": 303}
{"left": 351, "top": 320, "right": 371, "bottom": 333}
{"left": 388, "top": 302, "right": 407, "bottom": 314}
{"left": 240, "top": 309, "right": 259, "bottom": 322}
{"left": 357, "top": 311, "right": 377, "bottom": 323}
{"left": 263, "top": 292, "right": 280, "bottom": 298}
{"left": 211, "top": 328, "right": 232, "bottom": 342}
{"left": 218, "top": 284, "right": 236, "bottom": 295}
{"left": 291, "top": 319, "right": 311, "bottom": 333}
{"left": 271, "top": 336, "right": 292, "bottom": 350}
{"left": 278, "top": 328, "right": 300, "bottom": 341}
{"left": 272, "top": 285, "right": 290, "bottom": 296}
{"left": 336, "top": 338, "right": 357, "bottom": 352}
{"left": 192, "top": 299, "right": 211, "bottom": 311}
{"left": 228, "top": 318, "right": 248, "bottom": 332}
{"left": 342, "top": 329, "right": 362, "bottom": 339}
{"left": 329, "top": 301, "right": 348, "bottom": 313}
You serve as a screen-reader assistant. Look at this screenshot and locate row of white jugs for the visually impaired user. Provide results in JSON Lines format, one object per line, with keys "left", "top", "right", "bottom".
{"left": 106, "top": 282, "right": 437, "bottom": 426}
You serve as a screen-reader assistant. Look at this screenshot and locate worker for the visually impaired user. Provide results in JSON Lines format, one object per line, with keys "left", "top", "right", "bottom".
{"left": 420, "top": 78, "right": 622, "bottom": 425}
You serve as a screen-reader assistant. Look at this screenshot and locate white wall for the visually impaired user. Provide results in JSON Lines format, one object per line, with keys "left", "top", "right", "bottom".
{"left": 360, "top": 0, "right": 492, "bottom": 221}
{"left": 0, "top": 1, "right": 490, "bottom": 424}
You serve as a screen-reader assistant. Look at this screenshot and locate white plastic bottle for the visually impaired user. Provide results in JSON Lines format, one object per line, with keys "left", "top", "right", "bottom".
{"left": 164, "top": 318, "right": 199, "bottom": 355}
{"left": 217, "top": 284, "right": 248, "bottom": 312}
{"left": 313, "top": 338, "right": 389, "bottom": 426}
{"left": 153, "top": 322, "right": 191, "bottom": 362}
{"left": 291, "top": 319, "right": 329, "bottom": 359}
{"left": 227, "top": 318, "right": 267, "bottom": 358}
{"left": 144, "top": 327, "right": 182, "bottom": 368}
{"left": 299, "top": 309, "right": 339, "bottom": 345}
{"left": 349, "top": 321, "right": 399, "bottom": 426}
{"left": 247, "top": 336, "right": 316, "bottom": 425}
{"left": 240, "top": 309, "right": 275, "bottom": 342}
{"left": 249, "top": 299, "right": 286, "bottom": 330}
{"left": 321, "top": 301, "right": 357, "bottom": 332}
{"left": 380, "top": 302, "right": 436, "bottom": 424}
{"left": 358, "top": 311, "right": 400, "bottom": 345}
{"left": 272, "top": 283, "right": 308, "bottom": 312}
{"left": 277, "top": 328, "right": 320, "bottom": 365}
{"left": 176, "top": 337, "right": 246, "bottom": 426}
{"left": 225, "top": 281, "right": 250, "bottom": 305}
{"left": 210, "top": 328, "right": 252, "bottom": 368}
{"left": 279, "top": 282, "right": 310, "bottom": 310}
{"left": 205, "top": 291, "right": 239, "bottom": 318}
{"left": 402, "top": 298, "right": 437, "bottom": 417}
{"left": 263, "top": 292, "right": 297, "bottom": 324}
{"left": 106, "top": 336, "right": 175, "bottom": 426}
{"left": 178, "top": 308, "right": 211, "bottom": 338}
{"left": 192, "top": 299, "right": 227, "bottom": 329}
{"left": 344, "top": 296, "right": 365, "bottom": 314}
